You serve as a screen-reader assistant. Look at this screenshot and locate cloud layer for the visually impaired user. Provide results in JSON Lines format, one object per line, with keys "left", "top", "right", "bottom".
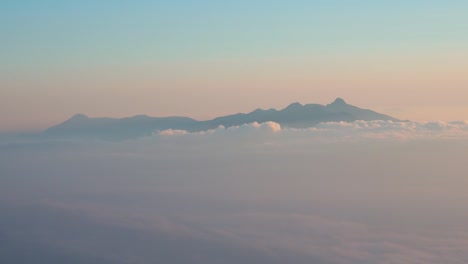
{"left": 157, "top": 120, "right": 468, "bottom": 141}
{"left": 2, "top": 120, "right": 468, "bottom": 263}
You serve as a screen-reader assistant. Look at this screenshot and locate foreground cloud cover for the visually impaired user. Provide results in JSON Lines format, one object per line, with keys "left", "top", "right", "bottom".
{"left": 1, "top": 120, "right": 468, "bottom": 263}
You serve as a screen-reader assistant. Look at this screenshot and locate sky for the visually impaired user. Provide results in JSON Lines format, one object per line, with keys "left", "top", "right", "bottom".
{"left": 2, "top": 0, "right": 468, "bottom": 131}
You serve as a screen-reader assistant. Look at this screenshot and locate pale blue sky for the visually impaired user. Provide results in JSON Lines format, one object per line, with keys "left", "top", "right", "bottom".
{"left": 2, "top": 1, "right": 468, "bottom": 130}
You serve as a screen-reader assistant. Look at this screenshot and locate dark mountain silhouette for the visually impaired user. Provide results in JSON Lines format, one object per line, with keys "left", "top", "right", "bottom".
{"left": 44, "top": 98, "right": 400, "bottom": 140}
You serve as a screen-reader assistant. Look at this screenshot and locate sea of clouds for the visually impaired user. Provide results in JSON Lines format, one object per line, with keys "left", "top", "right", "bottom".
{"left": 1, "top": 120, "right": 468, "bottom": 263}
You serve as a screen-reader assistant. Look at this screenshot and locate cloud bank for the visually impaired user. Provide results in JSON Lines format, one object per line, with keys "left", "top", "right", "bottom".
{"left": 157, "top": 120, "right": 468, "bottom": 141}
{"left": 1, "top": 119, "right": 468, "bottom": 263}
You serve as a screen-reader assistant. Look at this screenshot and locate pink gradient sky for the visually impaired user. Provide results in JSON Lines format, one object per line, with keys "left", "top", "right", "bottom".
{"left": 2, "top": 1, "right": 468, "bottom": 131}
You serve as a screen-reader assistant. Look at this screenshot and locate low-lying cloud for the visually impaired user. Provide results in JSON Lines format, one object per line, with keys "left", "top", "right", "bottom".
{"left": 1, "top": 119, "right": 468, "bottom": 263}
{"left": 157, "top": 120, "right": 468, "bottom": 141}
{"left": 159, "top": 121, "right": 282, "bottom": 136}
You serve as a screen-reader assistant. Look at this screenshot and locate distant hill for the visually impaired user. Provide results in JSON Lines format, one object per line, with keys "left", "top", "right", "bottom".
{"left": 44, "top": 98, "right": 400, "bottom": 140}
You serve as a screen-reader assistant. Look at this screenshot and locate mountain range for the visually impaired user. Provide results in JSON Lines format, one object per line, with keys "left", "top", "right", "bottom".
{"left": 44, "top": 98, "right": 400, "bottom": 140}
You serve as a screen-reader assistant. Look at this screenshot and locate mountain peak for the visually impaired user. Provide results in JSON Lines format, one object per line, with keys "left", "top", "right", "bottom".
{"left": 284, "top": 102, "right": 303, "bottom": 110}
{"left": 330, "top": 98, "right": 347, "bottom": 106}
{"left": 69, "top": 114, "right": 88, "bottom": 120}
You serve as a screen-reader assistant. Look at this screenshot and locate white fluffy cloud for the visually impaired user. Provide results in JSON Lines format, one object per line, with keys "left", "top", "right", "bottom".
{"left": 159, "top": 129, "right": 189, "bottom": 136}
{"left": 157, "top": 120, "right": 468, "bottom": 141}
{"left": 158, "top": 121, "right": 282, "bottom": 137}
{"left": 307, "top": 120, "right": 468, "bottom": 140}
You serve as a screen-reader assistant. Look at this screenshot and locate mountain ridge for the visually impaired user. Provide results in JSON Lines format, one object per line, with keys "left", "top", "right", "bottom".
{"left": 45, "top": 98, "right": 400, "bottom": 140}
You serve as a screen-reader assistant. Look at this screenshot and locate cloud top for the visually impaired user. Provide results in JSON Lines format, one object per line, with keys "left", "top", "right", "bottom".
{"left": 157, "top": 120, "right": 468, "bottom": 141}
